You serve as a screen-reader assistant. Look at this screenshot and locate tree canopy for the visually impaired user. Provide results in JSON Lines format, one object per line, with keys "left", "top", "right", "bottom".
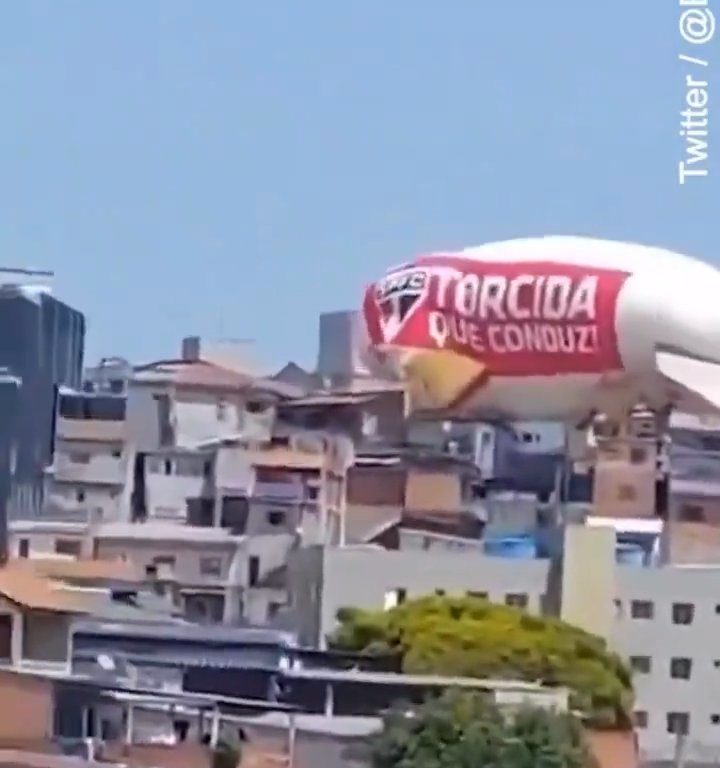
{"left": 330, "top": 594, "right": 633, "bottom": 728}
{"left": 367, "top": 690, "right": 599, "bottom": 768}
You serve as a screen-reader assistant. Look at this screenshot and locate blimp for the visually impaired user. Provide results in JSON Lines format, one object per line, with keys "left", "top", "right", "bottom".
{"left": 361, "top": 236, "right": 720, "bottom": 430}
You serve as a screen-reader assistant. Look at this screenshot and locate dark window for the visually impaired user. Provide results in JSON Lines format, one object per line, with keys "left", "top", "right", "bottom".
{"left": 248, "top": 556, "right": 260, "bottom": 587}
{"left": 76, "top": 489, "right": 85, "bottom": 502}
{"left": 630, "top": 656, "right": 651, "bottom": 674}
{"left": 630, "top": 600, "right": 654, "bottom": 619}
{"left": 467, "top": 590, "right": 488, "bottom": 600}
{"left": 670, "top": 657, "right": 692, "bottom": 680}
{"left": 672, "top": 602, "right": 694, "bottom": 625}
{"left": 634, "top": 711, "right": 648, "bottom": 729}
{"left": 164, "top": 460, "right": 173, "bottom": 476}
{"left": 55, "top": 539, "right": 82, "bottom": 557}
{"left": 630, "top": 447, "right": 647, "bottom": 464}
{"left": 0, "top": 615, "right": 12, "bottom": 660}
{"left": 18, "top": 539, "right": 29, "bottom": 558}
{"left": 711, "top": 714, "right": 720, "bottom": 725}
{"left": 667, "top": 712, "right": 690, "bottom": 735}
{"left": 396, "top": 588, "right": 407, "bottom": 605}
{"left": 266, "top": 510, "right": 285, "bottom": 527}
{"left": 505, "top": 593, "right": 529, "bottom": 609}
{"left": 618, "top": 484, "right": 637, "bottom": 501}
{"left": 200, "top": 557, "right": 222, "bottom": 578}
{"left": 435, "top": 589, "right": 446, "bottom": 597}
{"left": 679, "top": 504, "right": 705, "bottom": 522}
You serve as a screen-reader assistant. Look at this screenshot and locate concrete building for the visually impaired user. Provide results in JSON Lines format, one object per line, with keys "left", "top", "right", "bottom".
{"left": 93, "top": 520, "right": 296, "bottom": 626}
{"left": 287, "top": 520, "right": 720, "bottom": 763}
{"left": 43, "top": 387, "right": 133, "bottom": 523}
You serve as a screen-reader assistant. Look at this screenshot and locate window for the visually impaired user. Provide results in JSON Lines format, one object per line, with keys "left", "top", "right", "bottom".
{"left": 200, "top": 557, "right": 222, "bottom": 578}
{"left": 76, "top": 489, "right": 86, "bottom": 503}
{"left": 55, "top": 539, "right": 82, "bottom": 558}
{"left": 467, "top": 591, "right": 488, "bottom": 600}
{"left": 667, "top": 712, "right": 690, "bottom": 735}
{"left": 711, "top": 714, "right": 720, "bottom": 725}
{"left": 266, "top": 510, "right": 285, "bottom": 527}
{"left": 18, "top": 539, "right": 29, "bottom": 558}
{"left": 69, "top": 452, "right": 91, "bottom": 464}
{"left": 630, "top": 600, "right": 654, "bottom": 619}
{"left": 614, "top": 599, "right": 623, "bottom": 618}
{"left": 629, "top": 447, "right": 647, "bottom": 464}
{"left": 306, "top": 486, "right": 320, "bottom": 501}
{"left": 679, "top": 504, "right": 705, "bottom": 522}
{"left": 154, "top": 555, "right": 176, "bottom": 568}
{"left": 672, "top": 602, "right": 695, "bottom": 625}
{"left": 617, "top": 484, "right": 637, "bottom": 502}
{"left": 630, "top": 656, "right": 651, "bottom": 674}
{"left": 505, "top": 593, "right": 529, "bottom": 609}
{"left": 670, "top": 657, "right": 692, "bottom": 680}
{"left": 111, "top": 449, "right": 122, "bottom": 459}
{"left": 164, "top": 460, "right": 173, "bottom": 476}
{"left": 634, "top": 711, "right": 648, "bottom": 729}
{"left": 248, "top": 556, "right": 260, "bottom": 587}
{"left": 435, "top": 589, "right": 446, "bottom": 597}
{"left": 384, "top": 589, "right": 406, "bottom": 610}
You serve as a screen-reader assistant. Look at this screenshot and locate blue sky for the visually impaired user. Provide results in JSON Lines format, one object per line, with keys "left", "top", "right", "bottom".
{"left": 1, "top": 1, "right": 717, "bottom": 370}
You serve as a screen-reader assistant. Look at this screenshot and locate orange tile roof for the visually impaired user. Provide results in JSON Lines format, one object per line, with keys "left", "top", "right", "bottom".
{"left": 10, "top": 558, "right": 142, "bottom": 583}
{"left": 135, "top": 359, "right": 253, "bottom": 390}
{"left": 0, "top": 566, "right": 91, "bottom": 614}
{"left": 587, "top": 729, "right": 638, "bottom": 768}
{"left": 248, "top": 448, "right": 325, "bottom": 471}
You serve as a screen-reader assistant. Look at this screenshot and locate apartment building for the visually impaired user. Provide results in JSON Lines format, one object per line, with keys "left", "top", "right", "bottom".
{"left": 44, "top": 387, "right": 133, "bottom": 522}
{"left": 288, "top": 520, "right": 720, "bottom": 763}
{"left": 93, "top": 520, "right": 294, "bottom": 625}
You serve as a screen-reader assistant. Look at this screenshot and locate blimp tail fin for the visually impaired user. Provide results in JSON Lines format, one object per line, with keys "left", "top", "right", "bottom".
{"left": 656, "top": 349, "right": 720, "bottom": 413}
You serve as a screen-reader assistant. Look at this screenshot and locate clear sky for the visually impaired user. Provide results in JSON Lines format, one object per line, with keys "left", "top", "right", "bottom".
{"left": 1, "top": 1, "right": 717, "bottom": 370}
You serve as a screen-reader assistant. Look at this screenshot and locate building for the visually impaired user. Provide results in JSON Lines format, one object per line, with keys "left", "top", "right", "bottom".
{"left": 93, "top": 520, "right": 295, "bottom": 626}
{"left": 43, "top": 386, "right": 133, "bottom": 523}
{"left": 0, "top": 275, "right": 85, "bottom": 520}
{"left": 286, "top": 518, "right": 720, "bottom": 763}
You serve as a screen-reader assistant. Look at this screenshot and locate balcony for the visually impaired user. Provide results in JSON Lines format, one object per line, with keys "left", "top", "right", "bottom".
{"left": 56, "top": 416, "right": 127, "bottom": 443}
{"left": 52, "top": 452, "right": 126, "bottom": 485}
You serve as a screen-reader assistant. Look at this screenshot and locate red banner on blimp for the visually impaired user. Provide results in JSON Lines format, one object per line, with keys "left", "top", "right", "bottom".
{"left": 363, "top": 257, "right": 629, "bottom": 377}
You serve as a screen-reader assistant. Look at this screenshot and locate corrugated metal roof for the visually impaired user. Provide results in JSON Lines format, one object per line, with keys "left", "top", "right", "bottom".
{"left": 74, "top": 619, "right": 298, "bottom": 646}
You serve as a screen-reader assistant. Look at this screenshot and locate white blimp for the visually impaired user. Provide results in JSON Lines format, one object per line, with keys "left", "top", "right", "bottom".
{"left": 361, "top": 236, "right": 720, "bottom": 427}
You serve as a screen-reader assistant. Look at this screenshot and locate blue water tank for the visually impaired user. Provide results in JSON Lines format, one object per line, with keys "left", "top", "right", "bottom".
{"left": 615, "top": 543, "right": 645, "bottom": 566}
{"left": 484, "top": 536, "right": 537, "bottom": 559}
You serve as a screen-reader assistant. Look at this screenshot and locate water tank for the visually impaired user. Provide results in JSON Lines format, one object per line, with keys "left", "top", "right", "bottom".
{"left": 483, "top": 536, "right": 537, "bottom": 559}
{"left": 615, "top": 542, "right": 645, "bottom": 566}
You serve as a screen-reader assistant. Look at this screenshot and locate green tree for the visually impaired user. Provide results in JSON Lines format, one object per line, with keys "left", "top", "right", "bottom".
{"left": 331, "top": 595, "right": 633, "bottom": 728}
{"left": 368, "top": 690, "right": 598, "bottom": 768}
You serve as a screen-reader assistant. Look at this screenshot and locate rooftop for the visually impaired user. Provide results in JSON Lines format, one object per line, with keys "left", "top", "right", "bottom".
{"left": 0, "top": 565, "right": 91, "bottom": 614}
{"left": 93, "top": 521, "right": 244, "bottom": 543}
{"left": 10, "top": 558, "right": 142, "bottom": 584}
{"left": 133, "top": 359, "right": 301, "bottom": 399}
